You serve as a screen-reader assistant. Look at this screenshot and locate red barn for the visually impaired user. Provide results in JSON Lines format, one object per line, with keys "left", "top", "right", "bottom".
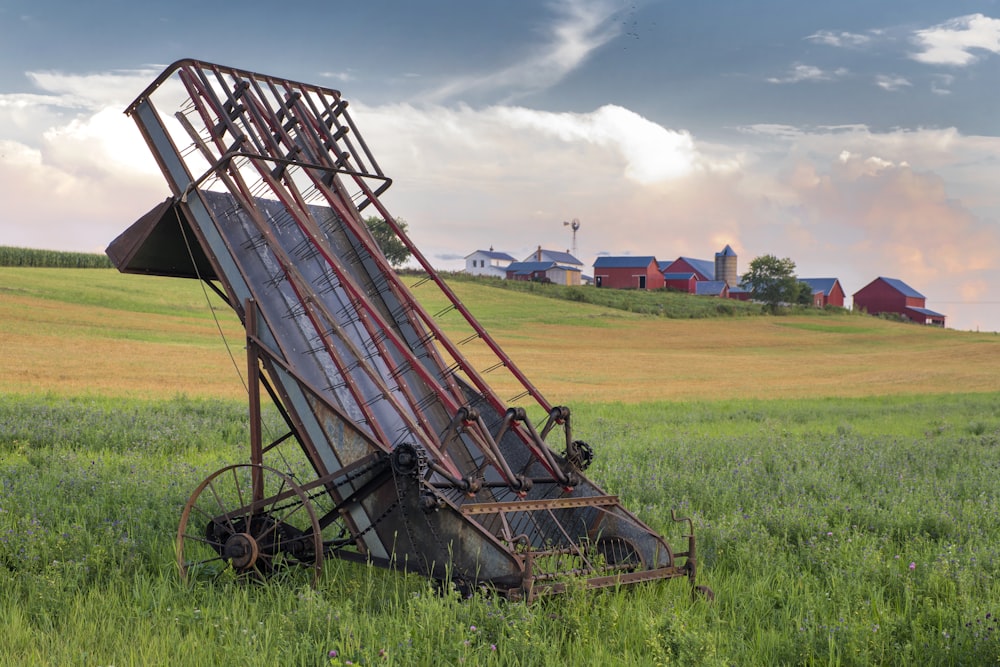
{"left": 661, "top": 272, "right": 697, "bottom": 293}
{"left": 593, "top": 256, "right": 665, "bottom": 290}
{"left": 853, "top": 277, "right": 945, "bottom": 326}
{"left": 659, "top": 256, "right": 715, "bottom": 281}
{"left": 799, "top": 278, "right": 846, "bottom": 308}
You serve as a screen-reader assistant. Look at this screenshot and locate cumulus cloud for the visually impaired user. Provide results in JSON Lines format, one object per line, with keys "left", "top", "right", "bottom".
{"left": 911, "top": 13, "right": 1000, "bottom": 66}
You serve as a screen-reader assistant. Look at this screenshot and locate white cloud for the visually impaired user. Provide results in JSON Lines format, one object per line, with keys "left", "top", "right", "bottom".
{"left": 767, "top": 64, "right": 848, "bottom": 84}
{"left": 495, "top": 104, "right": 707, "bottom": 183}
{"left": 319, "top": 70, "right": 355, "bottom": 83}
{"left": 425, "top": 0, "right": 621, "bottom": 102}
{"left": 26, "top": 68, "right": 161, "bottom": 109}
{"left": 911, "top": 13, "right": 1000, "bottom": 66}
{"left": 875, "top": 75, "right": 911, "bottom": 91}
{"left": 806, "top": 30, "right": 872, "bottom": 48}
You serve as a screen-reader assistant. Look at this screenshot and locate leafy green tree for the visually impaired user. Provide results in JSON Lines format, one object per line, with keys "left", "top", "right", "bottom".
{"left": 795, "top": 280, "right": 815, "bottom": 306}
{"left": 741, "top": 254, "right": 799, "bottom": 313}
{"left": 364, "top": 216, "right": 412, "bottom": 268}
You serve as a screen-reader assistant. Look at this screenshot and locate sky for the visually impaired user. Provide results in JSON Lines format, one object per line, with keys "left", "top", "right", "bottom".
{"left": 2, "top": 1, "right": 1000, "bottom": 331}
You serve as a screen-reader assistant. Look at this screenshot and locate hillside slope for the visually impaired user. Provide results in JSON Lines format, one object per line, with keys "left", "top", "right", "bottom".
{"left": 2, "top": 267, "right": 999, "bottom": 401}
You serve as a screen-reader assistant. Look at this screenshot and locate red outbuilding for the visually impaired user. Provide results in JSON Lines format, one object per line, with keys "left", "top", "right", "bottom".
{"left": 593, "top": 256, "right": 665, "bottom": 290}
{"left": 853, "top": 277, "right": 945, "bottom": 326}
{"left": 799, "top": 278, "right": 846, "bottom": 308}
{"left": 659, "top": 256, "right": 715, "bottom": 281}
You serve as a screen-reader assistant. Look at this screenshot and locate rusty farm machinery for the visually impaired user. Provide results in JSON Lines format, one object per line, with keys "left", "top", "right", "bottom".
{"left": 106, "top": 60, "right": 704, "bottom": 601}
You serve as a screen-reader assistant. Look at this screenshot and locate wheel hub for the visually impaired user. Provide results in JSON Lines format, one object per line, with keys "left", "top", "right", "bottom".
{"left": 224, "top": 532, "right": 260, "bottom": 570}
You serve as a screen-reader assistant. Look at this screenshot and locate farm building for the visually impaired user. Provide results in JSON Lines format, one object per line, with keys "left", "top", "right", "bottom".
{"left": 524, "top": 247, "right": 583, "bottom": 268}
{"left": 662, "top": 272, "right": 697, "bottom": 292}
{"left": 695, "top": 280, "right": 729, "bottom": 297}
{"left": 505, "top": 261, "right": 581, "bottom": 285}
{"left": 464, "top": 249, "right": 516, "bottom": 278}
{"left": 660, "top": 256, "right": 716, "bottom": 282}
{"left": 522, "top": 247, "right": 583, "bottom": 285}
{"left": 593, "top": 256, "right": 665, "bottom": 290}
{"left": 799, "top": 278, "right": 846, "bottom": 308}
{"left": 853, "top": 277, "right": 945, "bottom": 326}
{"left": 714, "top": 245, "right": 738, "bottom": 286}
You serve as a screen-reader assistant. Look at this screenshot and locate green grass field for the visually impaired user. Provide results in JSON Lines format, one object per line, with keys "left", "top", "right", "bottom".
{"left": 2, "top": 267, "right": 1000, "bottom": 665}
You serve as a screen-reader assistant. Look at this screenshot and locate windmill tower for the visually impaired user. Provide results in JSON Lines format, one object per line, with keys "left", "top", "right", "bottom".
{"left": 563, "top": 218, "right": 581, "bottom": 256}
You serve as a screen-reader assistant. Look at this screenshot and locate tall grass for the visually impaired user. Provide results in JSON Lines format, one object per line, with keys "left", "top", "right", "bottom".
{"left": 2, "top": 393, "right": 999, "bottom": 665}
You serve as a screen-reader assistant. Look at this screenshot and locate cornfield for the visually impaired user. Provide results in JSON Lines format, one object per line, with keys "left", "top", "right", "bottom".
{"left": 0, "top": 245, "right": 112, "bottom": 268}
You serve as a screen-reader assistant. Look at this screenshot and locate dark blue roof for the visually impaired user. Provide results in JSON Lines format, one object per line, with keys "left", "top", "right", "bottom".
{"left": 695, "top": 280, "right": 727, "bottom": 295}
{"left": 506, "top": 261, "right": 554, "bottom": 274}
{"left": 593, "top": 256, "right": 657, "bottom": 268}
{"left": 531, "top": 249, "right": 582, "bottom": 265}
{"left": 799, "top": 278, "right": 840, "bottom": 295}
{"left": 715, "top": 244, "right": 736, "bottom": 257}
{"left": 907, "top": 306, "right": 945, "bottom": 317}
{"left": 677, "top": 257, "right": 715, "bottom": 280}
{"left": 662, "top": 272, "right": 695, "bottom": 280}
{"left": 878, "top": 277, "right": 924, "bottom": 298}
{"left": 468, "top": 249, "right": 515, "bottom": 261}
{"left": 507, "top": 261, "right": 579, "bottom": 275}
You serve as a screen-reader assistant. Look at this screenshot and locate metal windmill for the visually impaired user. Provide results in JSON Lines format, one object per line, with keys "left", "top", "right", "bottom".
{"left": 563, "top": 218, "right": 580, "bottom": 257}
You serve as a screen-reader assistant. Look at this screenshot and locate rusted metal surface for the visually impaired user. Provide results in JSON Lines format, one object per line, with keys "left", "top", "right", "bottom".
{"left": 107, "top": 59, "right": 702, "bottom": 599}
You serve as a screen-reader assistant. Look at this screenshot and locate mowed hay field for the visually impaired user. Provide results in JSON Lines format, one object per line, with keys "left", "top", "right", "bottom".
{"left": 2, "top": 266, "right": 999, "bottom": 401}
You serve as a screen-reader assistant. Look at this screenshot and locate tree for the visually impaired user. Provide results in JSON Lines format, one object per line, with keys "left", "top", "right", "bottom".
{"left": 364, "top": 216, "right": 412, "bottom": 268}
{"left": 795, "top": 280, "right": 815, "bottom": 306}
{"left": 740, "top": 254, "right": 799, "bottom": 313}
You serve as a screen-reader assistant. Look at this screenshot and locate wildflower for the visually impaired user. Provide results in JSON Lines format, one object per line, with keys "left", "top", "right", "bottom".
{"left": 909, "top": 562, "right": 916, "bottom": 571}
{"left": 328, "top": 650, "right": 338, "bottom": 658}
{"left": 470, "top": 625, "right": 477, "bottom": 632}
{"left": 490, "top": 644, "right": 497, "bottom": 651}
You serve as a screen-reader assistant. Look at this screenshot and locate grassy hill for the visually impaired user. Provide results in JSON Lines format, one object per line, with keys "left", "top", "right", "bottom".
{"left": 2, "top": 266, "right": 998, "bottom": 401}
{"left": 4, "top": 267, "right": 1000, "bottom": 665}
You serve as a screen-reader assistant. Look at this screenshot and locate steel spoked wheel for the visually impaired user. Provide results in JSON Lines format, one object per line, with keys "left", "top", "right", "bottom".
{"left": 177, "top": 464, "right": 323, "bottom": 587}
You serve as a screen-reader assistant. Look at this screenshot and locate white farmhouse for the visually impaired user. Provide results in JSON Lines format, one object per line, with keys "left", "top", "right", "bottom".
{"left": 464, "top": 248, "right": 516, "bottom": 278}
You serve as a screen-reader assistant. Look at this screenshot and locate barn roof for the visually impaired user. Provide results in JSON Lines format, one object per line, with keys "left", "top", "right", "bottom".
{"left": 529, "top": 249, "right": 582, "bottom": 265}
{"left": 662, "top": 272, "right": 695, "bottom": 280}
{"left": 593, "top": 256, "right": 657, "bottom": 268}
{"left": 799, "top": 278, "right": 840, "bottom": 296}
{"left": 856, "top": 276, "right": 925, "bottom": 299}
{"left": 695, "top": 280, "right": 727, "bottom": 295}
{"left": 466, "top": 249, "right": 515, "bottom": 261}
{"left": 507, "top": 261, "right": 580, "bottom": 275}
{"left": 676, "top": 257, "right": 715, "bottom": 280}
{"left": 879, "top": 277, "right": 924, "bottom": 298}
{"left": 908, "top": 306, "right": 945, "bottom": 317}
{"left": 506, "top": 261, "right": 554, "bottom": 274}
